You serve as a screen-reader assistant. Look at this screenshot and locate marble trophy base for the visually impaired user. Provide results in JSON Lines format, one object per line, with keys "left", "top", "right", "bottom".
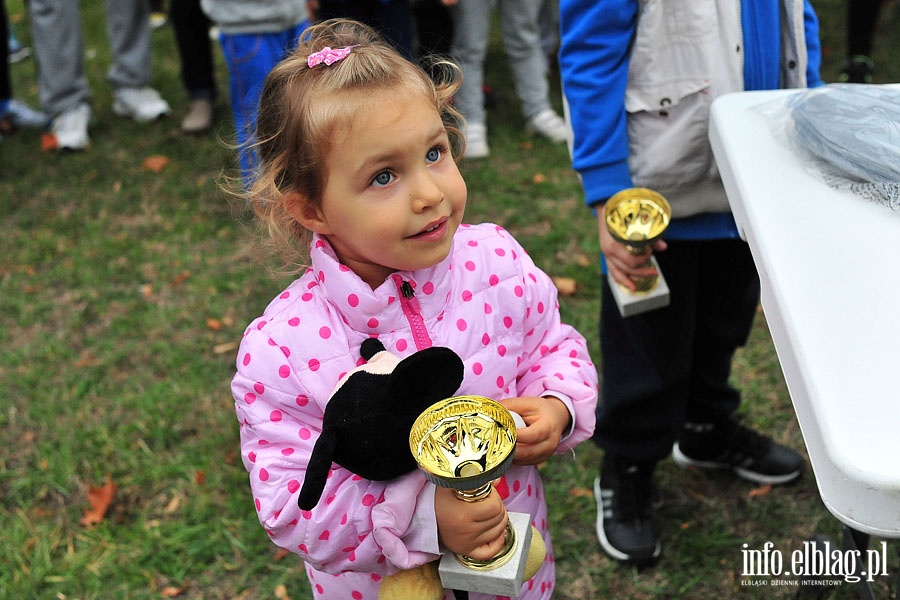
{"left": 607, "top": 255, "right": 670, "bottom": 317}
{"left": 438, "top": 511, "right": 533, "bottom": 597}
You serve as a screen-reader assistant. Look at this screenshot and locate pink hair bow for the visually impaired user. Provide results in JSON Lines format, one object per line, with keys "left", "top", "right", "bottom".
{"left": 307, "top": 45, "right": 358, "bottom": 68}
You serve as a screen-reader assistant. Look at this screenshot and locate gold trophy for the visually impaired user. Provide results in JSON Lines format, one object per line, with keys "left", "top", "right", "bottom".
{"left": 409, "top": 395, "right": 537, "bottom": 596}
{"left": 603, "top": 188, "right": 672, "bottom": 316}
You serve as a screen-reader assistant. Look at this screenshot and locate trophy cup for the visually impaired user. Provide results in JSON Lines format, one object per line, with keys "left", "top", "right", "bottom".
{"left": 409, "top": 395, "right": 534, "bottom": 597}
{"left": 603, "top": 187, "right": 672, "bottom": 317}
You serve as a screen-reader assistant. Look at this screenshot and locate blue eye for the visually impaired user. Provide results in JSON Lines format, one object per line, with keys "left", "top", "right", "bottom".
{"left": 426, "top": 147, "right": 442, "bottom": 163}
{"left": 372, "top": 171, "right": 394, "bottom": 186}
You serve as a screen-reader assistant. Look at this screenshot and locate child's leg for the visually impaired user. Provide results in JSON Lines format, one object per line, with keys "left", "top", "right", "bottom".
{"left": 105, "top": 0, "right": 153, "bottom": 89}
{"left": 219, "top": 22, "right": 307, "bottom": 183}
{"left": 497, "top": 0, "right": 551, "bottom": 122}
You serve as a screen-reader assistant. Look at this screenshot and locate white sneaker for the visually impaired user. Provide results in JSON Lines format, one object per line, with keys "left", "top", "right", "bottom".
{"left": 180, "top": 98, "right": 213, "bottom": 133}
{"left": 526, "top": 108, "right": 569, "bottom": 143}
{"left": 463, "top": 122, "right": 489, "bottom": 159}
{"left": 112, "top": 86, "right": 171, "bottom": 122}
{"left": 51, "top": 102, "right": 91, "bottom": 150}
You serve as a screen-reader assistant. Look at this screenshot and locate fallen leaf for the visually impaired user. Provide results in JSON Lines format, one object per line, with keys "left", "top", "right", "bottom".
{"left": 532, "top": 173, "right": 547, "bottom": 184}
{"left": 171, "top": 271, "right": 190, "bottom": 286}
{"left": 30, "top": 507, "right": 54, "bottom": 519}
{"left": 680, "top": 521, "right": 692, "bottom": 530}
{"left": 80, "top": 475, "right": 117, "bottom": 526}
{"left": 568, "top": 487, "right": 593, "bottom": 498}
{"left": 142, "top": 155, "right": 170, "bottom": 173}
{"left": 748, "top": 484, "right": 772, "bottom": 498}
{"left": 41, "top": 133, "right": 59, "bottom": 152}
{"left": 274, "top": 548, "right": 291, "bottom": 561}
{"left": 160, "top": 585, "right": 186, "bottom": 597}
{"left": 75, "top": 351, "right": 98, "bottom": 369}
{"left": 553, "top": 276, "right": 577, "bottom": 296}
{"left": 206, "top": 318, "right": 223, "bottom": 331}
{"left": 164, "top": 494, "right": 182, "bottom": 514}
{"left": 213, "top": 341, "right": 239, "bottom": 355}
{"left": 274, "top": 584, "right": 289, "bottom": 599}
{"left": 140, "top": 283, "right": 153, "bottom": 299}
{"left": 194, "top": 470, "right": 206, "bottom": 485}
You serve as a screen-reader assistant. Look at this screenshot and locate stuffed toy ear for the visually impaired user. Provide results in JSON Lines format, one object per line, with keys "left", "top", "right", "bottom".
{"left": 389, "top": 346, "right": 464, "bottom": 403}
{"left": 298, "top": 429, "right": 337, "bottom": 510}
{"left": 360, "top": 337, "right": 385, "bottom": 361}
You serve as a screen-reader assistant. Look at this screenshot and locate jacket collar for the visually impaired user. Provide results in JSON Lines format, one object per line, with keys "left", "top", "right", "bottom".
{"left": 309, "top": 233, "right": 453, "bottom": 334}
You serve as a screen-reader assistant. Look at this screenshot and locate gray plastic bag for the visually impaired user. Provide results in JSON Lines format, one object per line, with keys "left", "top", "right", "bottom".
{"left": 758, "top": 84, "right": 900, "bottom": 211}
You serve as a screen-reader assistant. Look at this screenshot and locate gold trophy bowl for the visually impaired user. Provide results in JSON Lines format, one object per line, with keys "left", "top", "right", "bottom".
{"left": 409, "top": 395, "right": 518, "bottom": 570}
{"left": 604, "top": 187, "right": 671, "bottom": 291}
{"left": 603, "top": 188, "right": 673, "bottom": 316}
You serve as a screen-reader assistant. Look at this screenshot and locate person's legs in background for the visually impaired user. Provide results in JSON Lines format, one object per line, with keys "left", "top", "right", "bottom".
{"left": 841, "top": 0, "right": 883, "bottom": 83}
{"left": 411, "top": 0, "right": 454, "bottom": 81}
{"left": 497, "top": 0, "right": 566, "bottom": 143}
{"left": 1, "top": 1, "right": 47, "bottom": 136}
{"left": 105, "top": 0, "right": 171, "bottom": 122}
{"left": 27, "top": 0, "right": 91, "bottom": 149}
{"left": 315, "top": 0, "right": 415, "bottom": 59}
{"left": 537, "top": 0, "right": 559, "bottom": 71}
{"left": 170, "top": 0, "right": 216, "bottom": 133}
{"left": 218, "top": 20, "right": 307, "bottom": 185}
{"left": 449, "top": 0, "right": 492, "bottom": 158}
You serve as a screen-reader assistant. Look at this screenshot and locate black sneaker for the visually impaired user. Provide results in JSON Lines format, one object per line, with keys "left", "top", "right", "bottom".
{"left": 672, "top": 417, "right": 804, "bottom": 485}
{"left": 594, "top": 454, "right": 661, "bottom": 565}
{"left": 838, "top": 55, "right": 874, "bottom": 84}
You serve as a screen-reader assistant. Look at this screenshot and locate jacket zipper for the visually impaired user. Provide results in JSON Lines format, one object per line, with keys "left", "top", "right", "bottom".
{"left": 393, "top": 274, "right": 433, "bottom": 351}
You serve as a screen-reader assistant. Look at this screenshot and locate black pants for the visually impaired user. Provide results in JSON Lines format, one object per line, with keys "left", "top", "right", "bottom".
{"left": 847, "top": 0, "right": 883, "bottom": 57}
{"left": 316, "top": 0, "right": 414, "bottom": 60}
{"left": 170, "top": 0, "right": 216, "bottom": 100}
{"left": 594, "top": 239, "right": 760, "bottom": 463}
{"left": 1, "top": 2, "right": 10, "bottom": 102}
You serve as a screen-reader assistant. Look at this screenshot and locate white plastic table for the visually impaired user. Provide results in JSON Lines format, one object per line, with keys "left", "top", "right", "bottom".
{"left": 708, "top": 88, "right": 900, "bottom": 540}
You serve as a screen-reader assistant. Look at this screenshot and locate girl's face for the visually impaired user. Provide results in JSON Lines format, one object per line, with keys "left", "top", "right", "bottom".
{"left": 301, "top": 89, "right": 467, "bottom": 289}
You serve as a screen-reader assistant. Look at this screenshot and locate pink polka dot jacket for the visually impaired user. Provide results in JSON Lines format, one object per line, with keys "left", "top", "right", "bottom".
{"left": 232, "top": 223, "right": 598, "bottom": 599}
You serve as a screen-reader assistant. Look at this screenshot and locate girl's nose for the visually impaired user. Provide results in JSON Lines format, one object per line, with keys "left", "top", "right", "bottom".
{"left": 411, "top": 172, "right": 443, "bottom": 212}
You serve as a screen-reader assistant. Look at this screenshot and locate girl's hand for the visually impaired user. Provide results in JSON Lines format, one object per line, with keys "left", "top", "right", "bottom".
{"left": 435, "top": 486, "right": 508, "bottom": 560}
{"left": 499, "top": 396, "right": 571, "bottom": 465}
{"left": 597, "top": 211, "right": 667, "bottom": 292}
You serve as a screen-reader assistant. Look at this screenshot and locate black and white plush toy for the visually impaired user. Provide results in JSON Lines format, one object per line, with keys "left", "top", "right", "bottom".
{"left": 297, "top": 338, "right": 544, "bottom": 600}
{"left": 297, "top": 337, "right": 465, "bottom": 511}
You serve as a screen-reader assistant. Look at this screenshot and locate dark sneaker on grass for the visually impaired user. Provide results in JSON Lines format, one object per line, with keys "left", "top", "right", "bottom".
{"left": 838, "top": 55, "right": 874, "bottom": 84}
{"left": 672, "top": 417, "right": 804, "bottom": 485}
{"left": 595, "top": 454, "right": 660, "bottom": 565}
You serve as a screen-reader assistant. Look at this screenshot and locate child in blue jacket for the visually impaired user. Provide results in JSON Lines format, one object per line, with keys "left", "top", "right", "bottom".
{"left": 559, "top": 0, "right": 823, "bottom": 565}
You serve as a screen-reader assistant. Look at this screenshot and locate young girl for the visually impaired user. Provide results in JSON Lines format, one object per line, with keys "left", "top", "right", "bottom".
{"left": 232, "top": 19, "right": 598, "bottom": 599}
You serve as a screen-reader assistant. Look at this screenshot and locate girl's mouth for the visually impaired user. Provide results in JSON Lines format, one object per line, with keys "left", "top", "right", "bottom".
{"left": 409, "top": 218, "right": 447, "bottom": 239}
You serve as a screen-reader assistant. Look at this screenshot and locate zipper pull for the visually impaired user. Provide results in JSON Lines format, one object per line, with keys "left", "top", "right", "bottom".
{"left": 400, "top": 280, "right": 422, "bottom": 313}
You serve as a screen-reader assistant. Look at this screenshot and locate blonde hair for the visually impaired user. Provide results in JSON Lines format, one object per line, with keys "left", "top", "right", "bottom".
{"left": 243, "top": 18, "right": 464, "bottom": 273}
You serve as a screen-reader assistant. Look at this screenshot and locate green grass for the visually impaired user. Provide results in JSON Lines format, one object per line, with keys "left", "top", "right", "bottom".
{"left": 2, "top": 0, "right": 898, "bottom": 598}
